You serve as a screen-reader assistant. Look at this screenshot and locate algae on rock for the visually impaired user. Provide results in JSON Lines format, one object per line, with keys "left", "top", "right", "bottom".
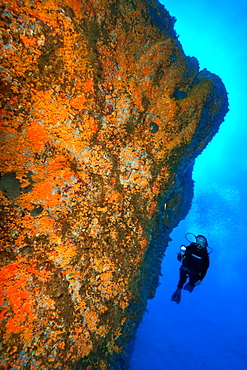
{"left": 0, "top": 0, "right": 228, "bottom": 369}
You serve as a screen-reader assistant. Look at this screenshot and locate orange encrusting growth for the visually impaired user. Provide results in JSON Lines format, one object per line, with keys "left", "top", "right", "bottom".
{"left": 0, "top": 0, "right": 228, "bottom": 368}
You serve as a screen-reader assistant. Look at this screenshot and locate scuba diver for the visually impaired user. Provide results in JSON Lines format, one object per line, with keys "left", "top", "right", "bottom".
{"left": 171, "top": 234, "right": 211, "bottom": 304}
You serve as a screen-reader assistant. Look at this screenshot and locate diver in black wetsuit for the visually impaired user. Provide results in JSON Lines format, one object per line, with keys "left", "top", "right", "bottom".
{"left": 171, "top": 235, "right": 210, "bottom": 304}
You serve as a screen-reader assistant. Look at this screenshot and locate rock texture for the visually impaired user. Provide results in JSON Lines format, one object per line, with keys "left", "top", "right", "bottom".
{"left": 0, "top": 0, "right": 228, "bottom": 369}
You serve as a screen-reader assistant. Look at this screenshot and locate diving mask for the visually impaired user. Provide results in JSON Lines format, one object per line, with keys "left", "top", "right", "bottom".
{"left": 196, "top": 236, "right": 207, "bottom": 249}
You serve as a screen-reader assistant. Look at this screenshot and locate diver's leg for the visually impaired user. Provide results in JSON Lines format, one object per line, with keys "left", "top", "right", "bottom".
{"left": 171, "top": 288, "right": 181, "bottom": 304}
{"left": 171, "top": 267, "right": 188, "bottom": 304}
{"left": 184, "top": 273, "right": 199, "bottom": 292}
{"left": 177, "top": 266, "right": 188, "bottom": 289}
{"left": 189, "top": 273, "right": 200, "bottom": 286}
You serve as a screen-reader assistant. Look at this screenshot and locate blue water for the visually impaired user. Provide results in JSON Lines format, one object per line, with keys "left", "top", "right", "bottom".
{"left": 130, "top": 188, "right": 247, "bottom": 369}
{"left": 130, "top": 1, "right": 247, "bottom": 368}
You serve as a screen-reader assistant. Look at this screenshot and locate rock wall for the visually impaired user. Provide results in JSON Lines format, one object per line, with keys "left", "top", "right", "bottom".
{"left": 0, "top": 0, "right": 228, "bottom": 369}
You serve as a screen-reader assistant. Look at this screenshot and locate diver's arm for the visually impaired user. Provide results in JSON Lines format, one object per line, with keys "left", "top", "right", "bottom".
{"left": 177, "top": 245, "right": 187, "bottom": 261}
{"left": 199, "top": 256, "right": 210, "bottom": 280}
{"left": 199, "top": 269, "right": 207, "bottom": 281}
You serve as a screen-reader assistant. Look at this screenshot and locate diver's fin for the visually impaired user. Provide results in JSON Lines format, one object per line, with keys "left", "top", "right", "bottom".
{"left": 171, "top": 288, "right": 181, "bottom": 304}
{"left": 184, "top": 282, "right": 194, "bottom": 293}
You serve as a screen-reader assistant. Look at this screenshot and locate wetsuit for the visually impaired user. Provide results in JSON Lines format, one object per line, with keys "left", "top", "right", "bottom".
{"left": 177, "top": 242, "right": 210, "bottom": 289}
